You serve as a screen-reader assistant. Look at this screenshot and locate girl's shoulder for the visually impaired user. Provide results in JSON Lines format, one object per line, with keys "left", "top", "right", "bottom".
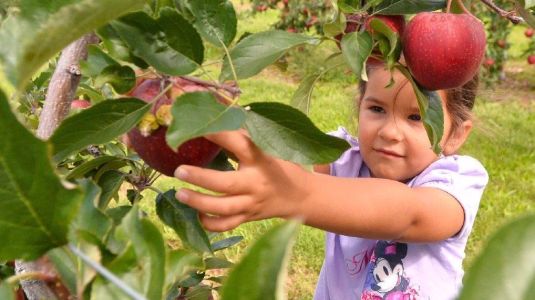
{"left": 411, "top": 154, "right": 489, "bottom": 188}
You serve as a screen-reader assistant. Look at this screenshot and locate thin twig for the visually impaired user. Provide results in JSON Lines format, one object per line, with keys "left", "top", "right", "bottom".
{"left": 480, "top": 0, "right": 524, "bottom": 24}
{"left": 180, "top": 75, "right": 241, "bottom": 98}
{"left": 68, "top": 244, "right": 147, "bottom": 300}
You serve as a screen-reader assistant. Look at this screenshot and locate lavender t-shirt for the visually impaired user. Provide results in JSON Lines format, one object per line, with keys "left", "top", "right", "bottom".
{"left": 314, "top": 127, "right": 488, "bottom": 300}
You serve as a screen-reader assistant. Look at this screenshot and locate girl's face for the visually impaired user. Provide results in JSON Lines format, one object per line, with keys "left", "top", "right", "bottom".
{"left": 358, "top": 67, "right": 452, "bottom": 182}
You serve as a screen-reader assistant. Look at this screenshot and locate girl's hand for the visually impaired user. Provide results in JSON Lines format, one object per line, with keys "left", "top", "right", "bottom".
{"left": 174, "top": 130, "right": 311, "bottom": 232}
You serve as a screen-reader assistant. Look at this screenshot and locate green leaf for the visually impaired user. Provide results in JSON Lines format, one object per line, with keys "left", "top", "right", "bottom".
{"left": 369, "top": 18, "right": 401, "bottom": 68}
{"left": 80, "top": 45, "right": 120, "bottom": 78}
{"left": 0, "top": 281, "right": 14, "bottom": 300}
{"left": 211, "top": 236, "right": 243, "bottom": 252}
{"left": 245, "top": 102, "right": 350, "bottom": 165}
{"left": 220, "top": 221, "right": 300, "bottom": 300}
{"left": 157, "top": 7, "right": 204, "bottom": 65}
{"left": 48, "top": 244, "right": 101, "bottom": 296}
{"left": 96, "top": 170, "right": 125, "bottom": 209}
{"left": 186, "top": 0, "right": 237, "bottom": 47}
{"left": 66, "top": 156, "right": 122, "bottom": 180}
{"left": 47, "top": 247, "right": 77, "bottom": 295}
{"left": 94, "top": 65, "right": 136, "bottom": 94}
{"left": 515, "top": 1, "right": 535, "bottom": 28}
{"left": 396, "top": 66, "right": 443, "bottom": 153}
{"left": 291, "top": 71, "right": 323, "bottom": 115}
{"left": 74, "top": 180, "right": 113, "bottom": 243}
{"left": 96, "top": 24, "right": 134, "bottom": 63}
{"left": 156, "top": 189, "right": 212, "bottom": 254}
{"left": 338, "top": 0, "right": 361, "bottom": 12}
{"left": 374, "top": 0, "right": 446, "bottom": 15}
{"left": 110, "top": 11, "right": 197, "bottom": 76}
{"left": 0, "top": 92, "right": 84, "bottom": 260}
{"left": 92, "top": 206, "right": 166, "bottom": 300}
{"left": 205, "top": 257, "right": 233, "bottom": 270}
{"left": 0, "top": 0, "right": 146, "bottom": 90}
{"left": 166, "top": 92, "right": 246, "bottom": 149}
{"left": 164, "top": 249, "right": 203, "bottom": 293}
{"left": 323, "top": 10, "right": 345, "bottom": 37}
{"left": 341, "top": 31, "right": 373, "bottom": 79}
{"left": 50, "top": 98, "right": 150, "bottom": 162}
{"left": 220, "top": 30, "right": 320, "bottom": 81}
{"left": 459, "top": 214, "right": 535, "bottom": 300}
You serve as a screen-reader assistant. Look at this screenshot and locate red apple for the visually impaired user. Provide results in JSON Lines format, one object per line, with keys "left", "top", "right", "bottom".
{"left": 483, "top": 58, "right": 495, "bottom": 67}
{"left": 402, "top": 12, "right": 486, "bottom": 90}
{"left": 528, "top": 55, "right": 535, "bottom": 65}
{"left": 71, "top": 99, "right": 91, "bottom": 109}
{"left": 496, "top": 39, "right": 506, "bottom": 49}
{"left": 127, "top": 79, "right": 222, "bottom": 177}
{"left": 525, "top": 28, "right": 534, "bottom": 38}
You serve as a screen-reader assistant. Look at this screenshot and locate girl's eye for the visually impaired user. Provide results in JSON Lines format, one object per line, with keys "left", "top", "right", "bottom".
{"left": 408, "top": 114, "right": 421, "bottom": 121}
{"left": 369, "top": 106, "right": 384, "bottom": 113}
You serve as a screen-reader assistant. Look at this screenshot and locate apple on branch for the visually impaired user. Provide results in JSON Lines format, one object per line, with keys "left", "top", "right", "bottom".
{"left": 402, "top": 12, "right": 486, "bottom": 90}
{"left": 126, "top": 78, "right": 229, "bottom": 177}
{"left": 71, "top": 99, "right": 91, "bottom": 110}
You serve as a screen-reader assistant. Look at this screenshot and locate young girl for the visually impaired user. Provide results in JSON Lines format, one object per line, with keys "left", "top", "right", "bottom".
{"left": 173, "top": 63, "right": 488, "bottom": 299}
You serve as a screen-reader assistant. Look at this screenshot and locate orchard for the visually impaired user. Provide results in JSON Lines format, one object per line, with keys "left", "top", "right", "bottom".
{"left": 0, "top": 0, "right": 534, "bottom": 300}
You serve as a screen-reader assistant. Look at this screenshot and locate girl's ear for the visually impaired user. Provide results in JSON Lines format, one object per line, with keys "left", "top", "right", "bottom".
{"left": 443, "top": 120, "right": 473, "bottom": 155}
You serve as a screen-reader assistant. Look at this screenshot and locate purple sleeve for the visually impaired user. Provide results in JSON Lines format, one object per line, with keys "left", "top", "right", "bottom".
{"left": 327, "top": 127, "right": 363, "bottom": 178}
{"left": 411, "top": 155, "right": 489, "bottom": 240}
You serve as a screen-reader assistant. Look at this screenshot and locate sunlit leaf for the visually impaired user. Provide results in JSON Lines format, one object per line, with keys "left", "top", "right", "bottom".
{"left": 245, "top": 102, "right": 350, "bottom": 164}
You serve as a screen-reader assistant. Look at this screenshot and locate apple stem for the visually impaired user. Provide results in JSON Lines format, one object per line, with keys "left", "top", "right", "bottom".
{"left": 446, "top": 0, "right": 453, "bottom": 13}
{"left": 480, "top": 0, "right": 524, "bottom": 24}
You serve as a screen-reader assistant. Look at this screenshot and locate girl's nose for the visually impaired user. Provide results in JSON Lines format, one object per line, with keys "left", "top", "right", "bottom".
{"left": 378, "top": 117, "right": 404, "bottom": 142}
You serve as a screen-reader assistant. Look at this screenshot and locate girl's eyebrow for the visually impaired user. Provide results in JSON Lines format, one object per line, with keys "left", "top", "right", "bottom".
{"left": 363, "top": 96, "right": 384, "bottom": 104}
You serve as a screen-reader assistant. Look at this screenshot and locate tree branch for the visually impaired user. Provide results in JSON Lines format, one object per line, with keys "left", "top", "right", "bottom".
{"left": 480, "top": 0, "right": 524, "bottom": 24}
{"left": 17, "top": 32, "right": 99, "bottom": 300}
{"left": 36, "top": 33, "right": 99, "bottom": 140}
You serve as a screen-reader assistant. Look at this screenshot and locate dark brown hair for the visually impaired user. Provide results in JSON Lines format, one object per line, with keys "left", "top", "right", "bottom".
{"left": 358, "top": 64, "right": 479, "bottom": 137}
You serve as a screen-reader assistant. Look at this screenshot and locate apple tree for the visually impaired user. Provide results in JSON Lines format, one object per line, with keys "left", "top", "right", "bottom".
{"left": 0, "top": 0, "right": 534, "bottom": 299}
{"left": 250, "top": 0, "right": 332, "bottom": 33}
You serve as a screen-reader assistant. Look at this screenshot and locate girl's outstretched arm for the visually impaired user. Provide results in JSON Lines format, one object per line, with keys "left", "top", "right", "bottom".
{"left": 174, "top": 130, "right": 464, "bottom": 243}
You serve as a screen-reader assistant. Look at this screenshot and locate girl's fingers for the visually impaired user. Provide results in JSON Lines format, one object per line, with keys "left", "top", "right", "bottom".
{"left": 176, "top": 189, "right": 252, "bottom": 217}
{"left": 199, "top": 213, "right": 247, "bottom": 232}
{"left": 175, "top": 165, "right": 245, "bottom": 194}
{"left": 204, "top": 130, "right": 258, "bottom": 164}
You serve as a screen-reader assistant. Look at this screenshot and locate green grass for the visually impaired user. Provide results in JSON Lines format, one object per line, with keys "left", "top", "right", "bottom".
{"left": 132, "top": 7, "right": 535, "bottom": 300}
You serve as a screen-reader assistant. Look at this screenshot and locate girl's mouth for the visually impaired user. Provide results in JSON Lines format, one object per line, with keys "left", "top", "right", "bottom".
{"left": 375, "top": 148, "right": 404, "bottom": 158}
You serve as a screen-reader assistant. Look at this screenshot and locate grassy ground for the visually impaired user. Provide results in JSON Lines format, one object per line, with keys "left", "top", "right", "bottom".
{"left": 134, "top": 6, "right": 535, "bottom": 299}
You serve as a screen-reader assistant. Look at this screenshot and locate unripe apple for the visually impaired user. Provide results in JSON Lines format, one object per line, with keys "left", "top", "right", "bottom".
{"left": 71, "top": 99, "right": 91, "bottom": 109}
{"left": 402, "top": 12, "right": 486, "bottom": 90}
{"left": 525, "top": 28, "right": 534, "bottom": 38}
{"left": 127, "top": 79, "right": 222, "bottom": 176}
{"left": 528, "top": 55, "right": 535, "bottom": 65}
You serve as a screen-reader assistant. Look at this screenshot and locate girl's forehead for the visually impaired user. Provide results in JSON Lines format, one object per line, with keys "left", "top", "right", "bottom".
{"left": 364, "top": 69, "right": 414, "bottom": 102}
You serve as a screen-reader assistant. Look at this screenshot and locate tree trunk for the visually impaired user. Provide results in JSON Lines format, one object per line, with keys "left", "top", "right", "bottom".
{"left": 17, "top": 32, "right": 99, "bottom": 300}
